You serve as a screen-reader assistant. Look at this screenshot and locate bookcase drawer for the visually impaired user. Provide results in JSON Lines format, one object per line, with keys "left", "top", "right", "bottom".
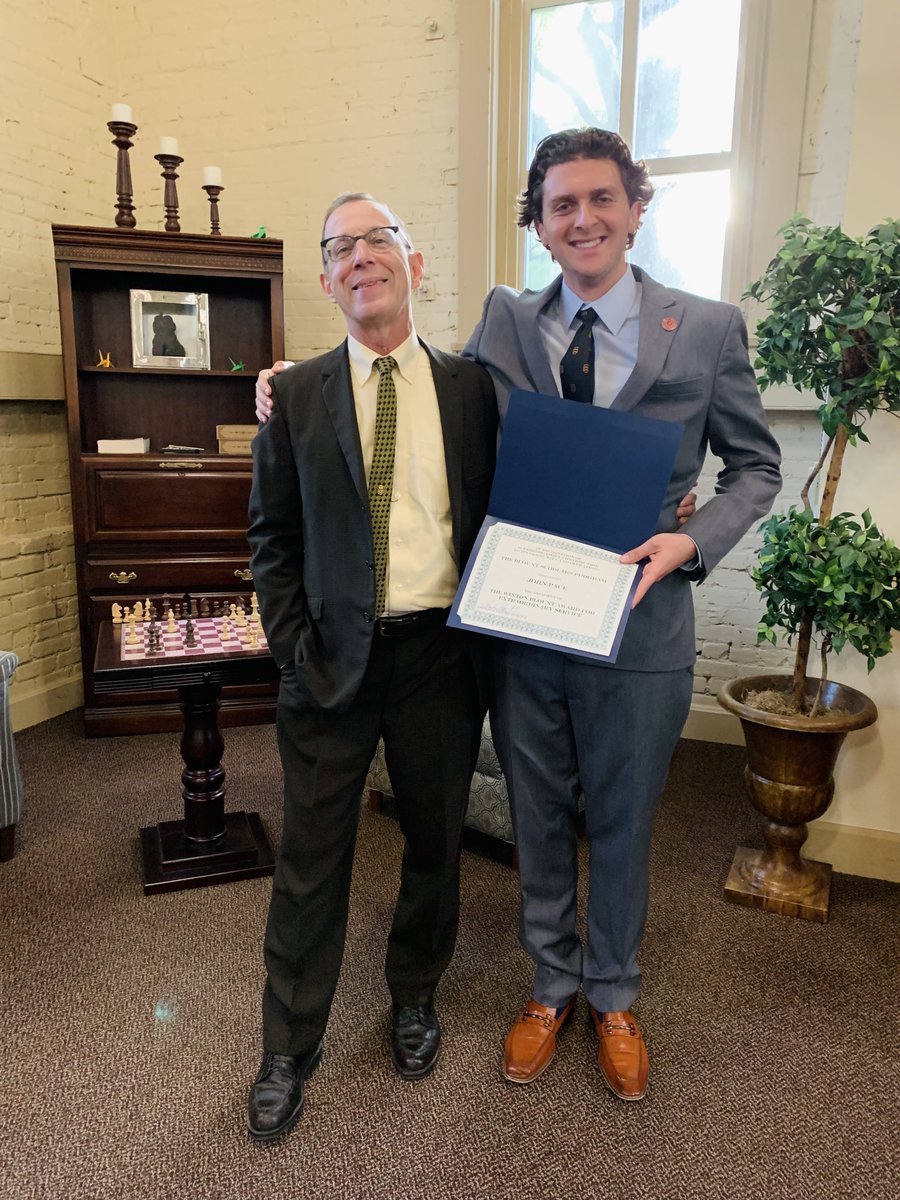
{"left": 86, "top": 557, "right": 254, "bottom": 592}
{"left": 84, "top": 459, "right": 253, "bottom": 544}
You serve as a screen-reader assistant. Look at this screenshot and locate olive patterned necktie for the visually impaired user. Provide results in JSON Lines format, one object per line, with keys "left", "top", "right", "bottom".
{"left": 560, "top": 305, "right": 598, "bottom": 404}
{"left": 369, "top": 356, "right": 398, "bottom": 617}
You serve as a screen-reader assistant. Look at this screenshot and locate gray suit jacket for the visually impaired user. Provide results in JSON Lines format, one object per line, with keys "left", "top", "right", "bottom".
{"left": 462, "top": 267, "right": 782, "bottom": 672}
{"left": 248, "top": 340, "right": 498, "bottom": 711}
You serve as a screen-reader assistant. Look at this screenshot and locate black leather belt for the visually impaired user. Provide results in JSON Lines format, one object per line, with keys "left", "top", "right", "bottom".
{"left": 375, "top": 607, "right": 450, "bottom": 638}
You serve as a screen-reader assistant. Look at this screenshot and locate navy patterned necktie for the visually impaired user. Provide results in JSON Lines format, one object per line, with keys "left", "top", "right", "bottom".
{"left": 369, "top": 356, "right": 398, "bottom": 617}
{"left": 560, "top": 306, "right": 598, "bottom": 405}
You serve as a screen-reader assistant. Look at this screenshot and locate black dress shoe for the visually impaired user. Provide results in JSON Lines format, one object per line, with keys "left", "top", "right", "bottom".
{"left": 247, "top": 1042, "right": 323, "bottom": 1142}
{"left": 390, "top": 1002, "right": 441, "bottom": 1079}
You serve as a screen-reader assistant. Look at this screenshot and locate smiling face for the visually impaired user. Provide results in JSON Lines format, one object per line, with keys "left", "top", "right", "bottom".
{"left": 534, "top": 157, "right": 644, "bottom": 301}
{"left": 319, "top": 199, "right": 424, "bottom": 352}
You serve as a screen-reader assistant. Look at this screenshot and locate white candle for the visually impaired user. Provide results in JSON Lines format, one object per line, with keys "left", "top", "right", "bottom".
{"left": 202, "top": 165, "right": 222, "bottom": 187}
{"left": 110, "top": 103, "right": 133, "bottom": 123}
{"left": 159, "top": 136, "right": 179, "bottom": 155}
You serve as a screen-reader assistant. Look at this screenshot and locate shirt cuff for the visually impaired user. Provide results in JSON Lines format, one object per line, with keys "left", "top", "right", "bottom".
{"left": 679, "top": 536, "right": 702, "bottom": 574}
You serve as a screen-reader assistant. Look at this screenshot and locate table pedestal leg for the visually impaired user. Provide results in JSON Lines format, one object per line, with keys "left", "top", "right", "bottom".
{"left": 139, "top": 680, "right": 275, "bottom": 894}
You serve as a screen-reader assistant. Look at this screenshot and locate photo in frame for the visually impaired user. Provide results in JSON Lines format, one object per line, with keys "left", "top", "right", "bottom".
{"left": 130, "top": 289, "right": 211, "bottom": 369}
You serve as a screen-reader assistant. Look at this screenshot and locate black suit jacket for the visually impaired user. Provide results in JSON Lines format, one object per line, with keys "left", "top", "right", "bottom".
{"left": 248, "top": 340, "right": 498, "bottom": 711}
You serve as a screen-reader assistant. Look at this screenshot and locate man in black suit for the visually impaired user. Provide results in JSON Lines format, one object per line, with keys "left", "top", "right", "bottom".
{"left": 246, "top": 193, "right": 497, "bottom": 1142}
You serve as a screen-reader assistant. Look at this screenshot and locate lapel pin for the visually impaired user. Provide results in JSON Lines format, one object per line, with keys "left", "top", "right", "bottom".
{"left": 661, "top": 317, "right": 678, "bottom": 332}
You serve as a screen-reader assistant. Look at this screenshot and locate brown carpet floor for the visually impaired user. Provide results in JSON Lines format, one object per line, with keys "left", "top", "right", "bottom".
{"left": 1, "top": 711, "right": 898, "bottom": 1200}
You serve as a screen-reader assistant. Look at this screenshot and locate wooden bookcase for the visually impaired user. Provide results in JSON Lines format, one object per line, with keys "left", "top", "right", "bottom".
{"left": 51, "top": 225, "right": 284, "bottom": 736}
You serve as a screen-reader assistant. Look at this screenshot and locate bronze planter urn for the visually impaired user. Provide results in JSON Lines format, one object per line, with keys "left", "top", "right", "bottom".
{"left": 718, "top": 673, "right": 877, "bottom": 921}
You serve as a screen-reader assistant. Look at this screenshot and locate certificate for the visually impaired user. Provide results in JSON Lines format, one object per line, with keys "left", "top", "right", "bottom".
{"left": 448, "top": 389, "right": 684, "bottom": 662}
{"left": 455, "top": 520, "right": 640, "bottom": 660}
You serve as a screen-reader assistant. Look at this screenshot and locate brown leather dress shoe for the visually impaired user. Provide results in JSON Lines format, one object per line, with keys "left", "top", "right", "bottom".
{"left": 503, "top": 998, "right": 575, "bottom": 1084}
{"left": 589, "top": 1007, "right": 649, "bottom": 1101}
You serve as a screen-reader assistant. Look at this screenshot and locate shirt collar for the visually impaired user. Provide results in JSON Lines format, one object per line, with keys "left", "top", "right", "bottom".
{"left": 347, "top": 329, "right": 420, "bottom": 388}
{"left": 559, "top": 266, "right": 637, "bottom": 336}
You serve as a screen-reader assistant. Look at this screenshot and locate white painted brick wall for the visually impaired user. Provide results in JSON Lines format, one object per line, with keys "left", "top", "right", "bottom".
{"left": 110, "top": 0, "right": 462, "bottom": 358}
{"left": 0, "top": 404, "right": 79, "bottom": 693}
{"left": 692, "top": 412, "right": 824, "bottom": 696}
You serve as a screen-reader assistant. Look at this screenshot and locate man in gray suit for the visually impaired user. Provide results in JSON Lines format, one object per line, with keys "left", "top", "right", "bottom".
{"left": 246, "top": 193, "right": 497, "bottom": 1142}
{"left": 255, "top": 129, "right": 781, "bottom": 1103}
{"left": 464, "top": 128, "right": 780, "bottom": 1101}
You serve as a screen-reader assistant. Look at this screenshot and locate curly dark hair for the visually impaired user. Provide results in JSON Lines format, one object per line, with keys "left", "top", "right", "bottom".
{"left": 517, "top": 128, "right": 654, "bottom": 243}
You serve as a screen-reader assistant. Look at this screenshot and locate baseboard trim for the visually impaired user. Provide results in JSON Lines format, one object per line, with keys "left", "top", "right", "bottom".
{"left": 10, "top": 677, "right": 83, "bottom": 732}
{"left": 802, "top": 822, "right": 900, "bottom": 885}
{"left": 682, "top": 695, "right": 744, "bottom": 745}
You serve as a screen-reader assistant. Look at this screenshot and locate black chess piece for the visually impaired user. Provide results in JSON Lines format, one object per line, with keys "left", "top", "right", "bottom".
{"left": 184, "top": 617, "right": 197, "bottom": 648}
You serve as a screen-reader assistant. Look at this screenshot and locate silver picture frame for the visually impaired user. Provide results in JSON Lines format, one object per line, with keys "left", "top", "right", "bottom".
{"left": 130, "top": 289, "right": 210, "bottom": 369}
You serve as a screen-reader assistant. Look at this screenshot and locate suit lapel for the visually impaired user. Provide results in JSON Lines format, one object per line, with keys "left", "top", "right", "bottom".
{"left": 515, "top": 280, "right": 563, "bottom": 396}
{"left": 320, "top": 341, "right": 368, "bottom": 502}
{"left": 611, "top": 267, "right": 684, "bottom": 411}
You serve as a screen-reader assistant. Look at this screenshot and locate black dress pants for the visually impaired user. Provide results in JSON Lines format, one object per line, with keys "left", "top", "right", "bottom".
{"left": 261, "top": 620, "right": 483, "bottom": 1056}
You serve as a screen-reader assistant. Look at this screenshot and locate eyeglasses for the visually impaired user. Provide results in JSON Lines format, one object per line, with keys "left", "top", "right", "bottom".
{"left": 320, "top": 225, "right": 403, "bottom": 262}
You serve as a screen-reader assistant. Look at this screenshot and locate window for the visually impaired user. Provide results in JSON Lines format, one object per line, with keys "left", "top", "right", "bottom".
{"left": 457, "top": 0, "right": 814, "bottom": 372}
{"left": 525, "top": 0, "right": 741, "bottom": 298}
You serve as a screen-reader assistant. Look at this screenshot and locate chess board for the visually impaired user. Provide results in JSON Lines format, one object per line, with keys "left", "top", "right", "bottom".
{"left": 119, "top": 617, "right": 268, "bottom": 662}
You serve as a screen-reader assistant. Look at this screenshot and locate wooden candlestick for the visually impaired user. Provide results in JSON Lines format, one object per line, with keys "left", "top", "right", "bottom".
{"left": 154, "top": 153, "right": 184, "bottom": 232}
{"left": 202, "top": 185, "right": 224, "bottom": 236}
{"left": 107, "top": 120, "right": 138, "bottom": 228}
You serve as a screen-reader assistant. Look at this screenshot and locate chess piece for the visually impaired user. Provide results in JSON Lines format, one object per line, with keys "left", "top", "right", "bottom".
{"left": 167, "top": 608, "right": 177, "bottom": 633}
{"left": 134, "top": 600, "right": 144, "bottom": 623}
{"left": 250, "top": 592, "right": 259, "bottom": 616}
{"left": 248, "top": 626, "right": 260, "bottom": 649}
{"left": 127, "top": 613, "right": 138, "bottom": 644}
{"left": 111, "top": 603, "right": 123, "bottom": 625}
{"left": 200, "top": 597, "right": 210, "bottom": 618}
{"left": 184, "top": 617, "right": 197, "bottom": 648}
{"left": 220, "top": 616, "right": 231, "bottom": 640}
{"left": 144, "top": 597, "right": 151, "bottom": 620}
{"left": 236, "top": 606, "right": 248, "bottom": 629}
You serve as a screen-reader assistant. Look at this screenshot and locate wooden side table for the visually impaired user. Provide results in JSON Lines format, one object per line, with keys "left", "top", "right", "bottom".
{"left": 94, "top": 619, "right": 279, "bottom": 894}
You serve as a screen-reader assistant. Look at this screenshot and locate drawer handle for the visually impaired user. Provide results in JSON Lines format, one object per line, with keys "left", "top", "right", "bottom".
{"left": 109, "top": 571, "right": 137, "bottom": 584}
{"left": 158, "top": 460, "right": 203, "bottom": 469}
{"left": 234, "top": 569, "right": 253, "bottom": 581}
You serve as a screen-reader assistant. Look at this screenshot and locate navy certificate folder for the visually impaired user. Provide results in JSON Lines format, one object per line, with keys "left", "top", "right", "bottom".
{"left": 447, "top": 389, "right": 685, "bottom": 661}
{"left": 488, "top": 389, "right": 684, "bottom": 551}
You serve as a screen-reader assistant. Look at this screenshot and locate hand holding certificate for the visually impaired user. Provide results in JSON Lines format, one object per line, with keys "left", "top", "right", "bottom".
{"left": 456, "top": 521, "right": 638, "bottom": 659}
{"left": 448, "top": 390, "right": 684, "bottom": 662}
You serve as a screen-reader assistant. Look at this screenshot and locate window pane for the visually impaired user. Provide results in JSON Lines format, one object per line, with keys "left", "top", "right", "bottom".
{"left": 528, "top": 1, "right": 625, "bottom": 157}
{"left": 630, "top": 169, "right": 730, "bottom": 298}
{"left": 634, "top": 0, "right": 741, "bottom": 159}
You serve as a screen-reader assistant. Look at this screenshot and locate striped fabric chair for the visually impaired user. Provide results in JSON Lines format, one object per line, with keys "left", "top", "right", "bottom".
{"left": 0, "top": 651, "right": 24, "bottom": 862}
